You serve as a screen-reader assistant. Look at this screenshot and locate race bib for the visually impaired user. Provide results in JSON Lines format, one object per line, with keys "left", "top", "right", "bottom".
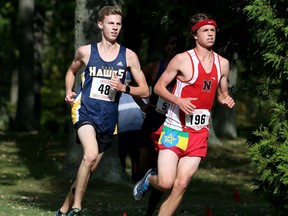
{"left": 89, "top": 77, "right": 116, "bottom": 102}
{"left": 185, "top": 109, "right": 210, "bottom": 130}
{"left": 155, "top": 97, "right": 170, "bottom": 114}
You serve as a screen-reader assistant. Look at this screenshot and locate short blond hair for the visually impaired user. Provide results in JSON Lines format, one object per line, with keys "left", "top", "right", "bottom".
{"left": 98, "top": 6, "right": 122, "bottom": 22}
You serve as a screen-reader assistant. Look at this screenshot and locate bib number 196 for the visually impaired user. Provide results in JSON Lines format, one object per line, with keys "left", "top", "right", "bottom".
{"left": 189, "top": 114, "right": 207, "bottom": 125}
{"left": 185, "top": 109, "right": 210, "bottom": 130}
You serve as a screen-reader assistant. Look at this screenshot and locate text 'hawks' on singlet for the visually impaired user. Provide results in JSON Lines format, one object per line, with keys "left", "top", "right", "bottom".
{"left": 164, "top": 49, "right": 221, "bottom": 133}
{"left": 71, "top": 44, "right": 127, "bottom": 135}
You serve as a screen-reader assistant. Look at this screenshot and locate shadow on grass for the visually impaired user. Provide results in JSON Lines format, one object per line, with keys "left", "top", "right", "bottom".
{"left": 0, "top": 173, "right": 21, "bottom": 186}
{"left": 8, "top": 176, "right": 280, "bottom": 216}
{"left": 14, "top": 132, "right": 67, "bottom": 180}
{"left": 0, "top": 133, "right": 284, "bottom": 215}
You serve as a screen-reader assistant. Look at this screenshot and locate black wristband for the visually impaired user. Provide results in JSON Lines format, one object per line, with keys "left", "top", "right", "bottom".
{"left": 125, "top": 85, "right": 130, "bottom": 94}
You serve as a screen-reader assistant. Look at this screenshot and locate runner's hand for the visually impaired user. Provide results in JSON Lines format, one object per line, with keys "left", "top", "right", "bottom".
{"left": 110, "top": 71, "right": 124, "bottom": 91}
{"left": 219, "top": 95, "right": 235, "bottom": 108}
{"left": 177, "top": 97, "right": 197, "bottom": 115}
{"left": 65, "top": 92, "right": 76, "bottom": 105}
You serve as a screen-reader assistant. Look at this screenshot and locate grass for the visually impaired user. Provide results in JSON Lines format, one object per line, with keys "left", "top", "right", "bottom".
{"left": 0, "top": 132, "right": 283, "bottom": 216}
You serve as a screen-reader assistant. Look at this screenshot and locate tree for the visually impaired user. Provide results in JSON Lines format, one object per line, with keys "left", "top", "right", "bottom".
{"left": 244, "top": 0, "right": 288, "bottom": 212}
{"left": 0, "top": 1, "right": 17, "bottom": 130}
{"left": 15, "top": 0, "right": 35, "bottom": 131}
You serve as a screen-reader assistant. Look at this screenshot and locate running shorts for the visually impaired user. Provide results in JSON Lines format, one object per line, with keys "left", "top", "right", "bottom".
{"left": 74, "top": 120, "right": 113, "bottom": 153}
{"left": 155, "top": 125, "right": 209, "bottom": 158}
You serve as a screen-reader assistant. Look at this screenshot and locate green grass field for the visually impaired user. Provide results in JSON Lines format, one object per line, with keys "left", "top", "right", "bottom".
{"left": 0, "top": 132, "right": 283, "bottom": 216}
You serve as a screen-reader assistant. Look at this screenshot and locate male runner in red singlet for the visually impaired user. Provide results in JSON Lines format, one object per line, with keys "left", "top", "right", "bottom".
{"left": 133, "top": 13, "right": 235, "bottom": 216}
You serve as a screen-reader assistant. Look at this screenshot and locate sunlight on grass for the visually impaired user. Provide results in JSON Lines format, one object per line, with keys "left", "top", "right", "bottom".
{"left": 0, "top": 133, "right": 283, "bottom": 216}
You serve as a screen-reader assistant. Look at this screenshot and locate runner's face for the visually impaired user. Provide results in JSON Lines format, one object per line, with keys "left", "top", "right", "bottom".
{"left": 99, "top": 14, "right": 122, "bottom": 42}
{"left": 195, "top": 25, "right": 216, "bottom": 48}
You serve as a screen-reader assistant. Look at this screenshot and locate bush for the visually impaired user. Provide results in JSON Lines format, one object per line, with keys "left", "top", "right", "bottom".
{"left": 248, "top": 103, "right": 288, "bottom": 213}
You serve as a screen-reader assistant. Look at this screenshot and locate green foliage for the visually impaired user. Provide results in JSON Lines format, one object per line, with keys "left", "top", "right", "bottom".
{"left": 237, "top": 0, "right": 287, "bottom": 119}
{"left": 0, "top": 0, "right": 75, "bottom": 132}
{"left": 244, "top": 0, "right": 288, "bottom": 81}
{"left": 0, "top": 0, "right": 17, "bottom": 99}
{"left": 0, "top": 1, "right": 18, "bottom": 131}
{"left": 38, "top": 0, "right": 75, "bottom": 133}
{"left": 244, "top": 0, "right": 288, "bottom": 212}
{"left": 248, "top": 103, "right": 288, "bottom": 212}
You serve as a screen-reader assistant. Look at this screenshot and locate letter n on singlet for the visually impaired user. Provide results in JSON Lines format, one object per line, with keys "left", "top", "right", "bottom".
{"left": 203, "top": 80, "right": 212, "bottom": 91}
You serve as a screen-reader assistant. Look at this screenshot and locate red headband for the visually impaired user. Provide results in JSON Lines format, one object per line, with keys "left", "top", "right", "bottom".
{"left": 191, "top": 19, "right": 217, "bottom": 32}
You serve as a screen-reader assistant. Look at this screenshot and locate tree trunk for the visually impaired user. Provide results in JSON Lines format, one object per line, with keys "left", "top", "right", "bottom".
{"left": 33, "top": 7, "right": 45, "bottom": 131}
{"left": 15, "top": 0, "right": 35, "bottom": 132}
{"left": 61, "top": 0, "right": 125, "bottom": 183}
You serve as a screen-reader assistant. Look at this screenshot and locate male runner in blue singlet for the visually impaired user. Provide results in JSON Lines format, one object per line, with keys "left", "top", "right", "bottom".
{"left": 56, "top": 6, "right": 149, "bottom": 216}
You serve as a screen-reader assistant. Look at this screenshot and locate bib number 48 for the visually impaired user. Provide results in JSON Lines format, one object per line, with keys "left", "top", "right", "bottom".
{"left": 98, "top": 84, "right": 111, "bottom": 95}
{"left": 90, "top": 77, "right": 116, "bottom": 102}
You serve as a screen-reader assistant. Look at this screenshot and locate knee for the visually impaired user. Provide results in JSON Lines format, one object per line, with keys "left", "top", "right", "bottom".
{"left": 83, "top": 152, "right": 98, "bottom": 167}
{"left": 158, "top": 177, "right": 174, "bottom": 191}
{"left": 173, "top": 178, "right": 189, "bottom": 193}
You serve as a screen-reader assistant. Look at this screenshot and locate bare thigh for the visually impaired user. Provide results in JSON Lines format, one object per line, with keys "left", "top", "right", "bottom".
{"left": 177, "top": 156, "right": 202, "bottom": 182}
{"left": 77, "top": 124, "right": 99, "bottom": 155}
{"left": 157, "top": 150, "right": 179, "bottom": 187}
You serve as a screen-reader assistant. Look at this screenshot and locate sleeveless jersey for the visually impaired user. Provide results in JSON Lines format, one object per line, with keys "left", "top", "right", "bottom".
{"left": 164, "top": 49, "right": 221, "bottom": 133}
{"left": 71, "top": 44, "right": 127, "bottom": 135}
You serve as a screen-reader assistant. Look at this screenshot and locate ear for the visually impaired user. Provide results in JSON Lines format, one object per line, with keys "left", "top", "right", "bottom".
{"left": 193, "top": 33, "right": 198, "bottom": 40}
{"left": 98, "top": 21, "right": 103, "bottom": 29}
